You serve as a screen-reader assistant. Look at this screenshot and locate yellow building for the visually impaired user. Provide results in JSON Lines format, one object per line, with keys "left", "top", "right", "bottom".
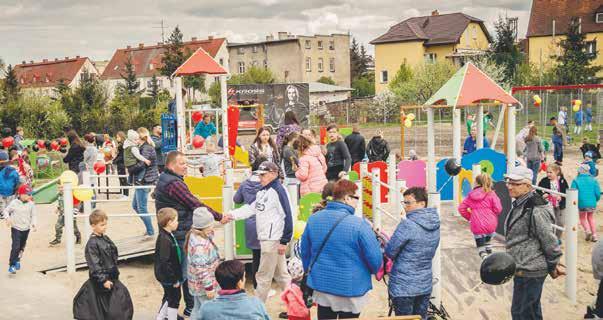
{"left": 526, "top": 0, "right": 603, "bottom": 79}
{"left": 370, "top": 10, "right": 492, "bottom": 94}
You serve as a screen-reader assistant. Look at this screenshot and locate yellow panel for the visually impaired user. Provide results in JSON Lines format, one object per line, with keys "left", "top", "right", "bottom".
{"left": 184, "top": 176, "right": 224, "bottom": 213}
{"left": 457, "top": 168, "right": 473, "bottom": 204}
{"left": 234, "top": 146, "right": 250, "bottom": 167}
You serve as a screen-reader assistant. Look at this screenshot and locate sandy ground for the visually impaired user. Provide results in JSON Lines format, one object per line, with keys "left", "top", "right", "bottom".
{"left": 0, "top": 131, "right": 601, "bottom": 319}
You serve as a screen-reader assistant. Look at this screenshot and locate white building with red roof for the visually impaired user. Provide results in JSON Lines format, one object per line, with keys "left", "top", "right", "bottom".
{"left": 13, "top": 56, "right": 99, "bottom": 97}
{"left": 101, "top": 36, "right": 229, "bottom": 100}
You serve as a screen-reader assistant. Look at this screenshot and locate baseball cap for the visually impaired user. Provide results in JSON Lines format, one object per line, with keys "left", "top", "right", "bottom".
{"left": 17, "top": 184, "right": 33, "bottom": 196}
{"left": 254, "top": 161, "right": 279, "bottom": 175}
{"left": 505, "top": 166, "right": 533, "bottom": 184}
{"left": 0, "top": 150, "right": 8, "bottom": 162}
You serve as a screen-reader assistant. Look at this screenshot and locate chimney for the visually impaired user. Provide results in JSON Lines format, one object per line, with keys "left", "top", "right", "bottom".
{"left": 30, "top": 60, "right": 34, "bottom": 64}
{"left": 138, "top": 43, "right": 144, "bottom": 49}
{"left": 208, "top": 36, "right": 213, "bottom": 40}
{"left": 278, "top": 32, "right": 288, "bottom": 40}
{"left": 266, "top": 35, "right": 274, "bottom": 41}
{"left": 157, "top": 42, "right": 163, "bottom": 45}
{"left": 76, "top": 55, "right": 80, "bottom": 58}
{"left": 21, "top": 61, "right": 26, "bottom": 65}
{"left": 43, "top": 59, "right": 48, "bottom": 63}
{"left": 126, "top": 45, "right": 131, "bottom": 49}
{"left": 65, "top": 56, "right": 69, "bottom": 60}
{"left": 431, "top": 10, "right": 439, "bottom": 16}
{"left": 191, "top": 37, "right": 197, "bottom": 42}
{"left": 55, "top": 58, "right": 59, "bottom": 61}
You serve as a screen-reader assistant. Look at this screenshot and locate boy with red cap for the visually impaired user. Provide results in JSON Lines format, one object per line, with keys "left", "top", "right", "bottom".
{"left": 1, "top": 184, "right": 36, "bottom": 274}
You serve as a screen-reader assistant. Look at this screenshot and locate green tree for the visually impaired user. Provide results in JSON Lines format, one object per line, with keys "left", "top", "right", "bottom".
{"left": 317, "top": 76, "right": 336, "bottom": 85}
{"left": 554, "top": 17, "right": 602, "bottom": 84}
{"left": 390, "top": 62, "right": 456, "bottom": 104}
{"left": 160, "top": 26, "right": 186, "bottom": 78}
{"left": 388, "top": 62, "right": 413, "bottom": 92}
{"left": 148, "top": 74, "right": 160, "bottom": 102}
{"left": 359, "top": 45, "right": 371, "bottom": 75}
{"left": 352, "top": 72, "right": 375, "bottom": 97}
{"left": 3, "top": 64, "right": 19, "bottom": 100}
{"left": 119, "top": 55, "right": 140, "bottom": 95}
{"left": 491, "top": 16, "right": 522, "bottom": 85}
{"left": 61, "top": 75, "right": 109, "bottom": 133}
{"left": 350, "top": 38, "right": 363, "bottom": 81}
{"left": 183, "top": 75, "right": 206, "bottom": 101}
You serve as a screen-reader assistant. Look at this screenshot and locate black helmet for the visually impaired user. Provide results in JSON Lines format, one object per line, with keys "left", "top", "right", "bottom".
{"left": 444, "top": 158, "right": 462, "bottom": 176}
{"left": 480, "top": 252, "right": 516, "bottom": 285}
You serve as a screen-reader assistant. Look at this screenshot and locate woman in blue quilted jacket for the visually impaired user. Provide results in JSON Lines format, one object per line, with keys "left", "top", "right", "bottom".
{"left": 300, "top": 179, "right": 382, "bottom": 319}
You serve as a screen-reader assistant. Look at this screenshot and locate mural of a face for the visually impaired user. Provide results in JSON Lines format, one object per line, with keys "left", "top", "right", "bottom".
{"left": 287, "top": 85, "right": 298, "bottom": 103}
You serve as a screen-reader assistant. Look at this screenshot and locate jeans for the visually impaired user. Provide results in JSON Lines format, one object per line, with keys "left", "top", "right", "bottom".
{"left": 117, "top": 165, "right": 129, "bottom": 196}
{"left": 132, "top": 188, "right": 154, "bottom": 236}
{"left": 9, "top": 228, "right": 30, "bottom": 266}
{"left": 177, "top": 239, "right": 194, "bottom": 312}
{"left": 161, "top": 284, "right": 182, "bottom": 309}
{"left": 391, "top": 294, "right": 430, "bottom": 319}
{"left": 553, "top": 142, "right": 563, "bottom": 163}
{"left": 526, "top": 159, "right": 540, "bottom": 185}
{"left": 511, "top": 276, "right": 546, "bottom": 320}
{"left": 190, "top": 295, "right": 211, "bottom": 320}
{"left": 317, "top": 305, "right": 360, "bottom": 319}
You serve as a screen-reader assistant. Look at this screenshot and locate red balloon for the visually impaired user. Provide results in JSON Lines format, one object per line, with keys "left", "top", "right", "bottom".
{"left": 192, "top": 135, "right": 205, "bottom": 149}
{"left": 59, "top": 138, "right": 68, "bottom": 146}
{"left": 50, "top": 140, "right": 60, "bottom": 151}
{"left": 93, "top": 161, "right": 106, "bottom": 174}
{"left": 37, "top": 140, "right": 45, "bottom": 148}
{"left": 2, "top": 137, "right": 14, "bottom": 148}
{"left": 192, "top": 111, "right": 203, "bottom": 123}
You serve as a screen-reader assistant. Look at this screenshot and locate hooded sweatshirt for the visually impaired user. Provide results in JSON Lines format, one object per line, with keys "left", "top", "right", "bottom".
{"left": 295, "top": 145, "right": 328, "bottom": 195}
{"left": 386, "top": 207, "right": 440, "bottom": 297}
{"left": 233, "top": 175, "right": 263, "bottom": 250}
{"left": 367, "top": 136, "right": 390, "bottom": 162}
{"left": 458, "top": 187, "right": 502, "bottom": 235}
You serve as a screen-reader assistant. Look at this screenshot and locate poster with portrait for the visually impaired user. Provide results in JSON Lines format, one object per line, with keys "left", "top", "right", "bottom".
{"left": 227, "top": 83, "right": 310, "bottom": 129}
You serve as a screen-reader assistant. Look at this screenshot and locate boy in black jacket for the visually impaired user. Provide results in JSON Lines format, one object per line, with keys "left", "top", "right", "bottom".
{"left": 155, "top": 208, "right": 183, "bottom": 320}
{"left": 73, "top": 209, "right": 133, "bottom": 320}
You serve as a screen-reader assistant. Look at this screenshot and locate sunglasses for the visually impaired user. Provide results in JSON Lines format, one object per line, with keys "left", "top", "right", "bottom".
{"left": 349, "top": 195, "right": 359, "bottom": 200}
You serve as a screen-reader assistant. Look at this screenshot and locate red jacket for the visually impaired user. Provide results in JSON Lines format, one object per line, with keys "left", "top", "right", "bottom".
{"left": 458, "top": 187, "right": 502, "bottom": 235}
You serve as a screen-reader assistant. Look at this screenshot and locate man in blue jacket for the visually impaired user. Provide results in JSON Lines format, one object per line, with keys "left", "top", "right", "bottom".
{"left": 386, "top": 187, "right": 440, "bottom": 318}
{"left": 0, "top": 150, "right": 20, "bottom": 213}
{"left": 223, "top": 161, "right": 293, "bottom": 303}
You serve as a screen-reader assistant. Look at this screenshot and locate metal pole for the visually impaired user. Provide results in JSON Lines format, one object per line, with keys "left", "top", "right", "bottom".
{"left": 287, "top": 181, "right": 299, "bottom": 223}
{"left": 356, "top": 162, "right": 367, "bottom": 218}
{"left": 565, "top": 188, "right": 578, "bottom": 304}
{"left": 452, "top": 108, "right": 461, "bottom": 214}
{"left": 477, "top": 104, "right": 484, "bottom": 149}
{"left": 507, "top": 105, "right": 517, "bottom": 173}
{"left": 395, "top": 179, "right": 406, "bottom": 217}
{"left": 427, "top": 107, "right": 436, "bottom": 193}
{"left": 472, "top": 164, "right": 482, "bottom": 184}
{"left": 82, "top": 171, "right": 93, "bottom": 244}
{"left": 220, "top": 75, "right": 229, "bottom": 162}
{"left": 387, "top": 155, "right": 397, "bottom": 203}
{"left": 175, "top": 77, "right": 186, "bottom": 152}
{"left": 64, "top": 183, "right": 76, "bottom": 274}
{"left": 371, "top": 168, "right": 382, "bottom": 231}
{"left": 429, "top": 192, "right": 442, "bottom": 307}
{"left": 223, "top": 184, "right": 234, "bottom": 260}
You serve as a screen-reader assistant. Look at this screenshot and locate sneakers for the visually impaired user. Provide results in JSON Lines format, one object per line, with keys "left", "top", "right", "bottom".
{"left": 586, "top": 233, "right": 593, "bottom": 242}
{"left": 8, "top": 265, "right": 16, "bottom": 274}
{"left": 49, "top": 239, "right": 61, "bottom": 246}
{"left": 278, "top": 312, "right": 288, "bottom": 319}
{"left": 592, "top": 235, "right": 599, "bottom": 242}
{"left": 14, "top": 261, "right": 20, "bottom": 270}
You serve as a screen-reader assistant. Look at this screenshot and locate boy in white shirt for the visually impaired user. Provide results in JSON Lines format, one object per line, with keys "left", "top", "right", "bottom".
{"left": 1, "top": 184, "right": 36, "bottom": 274}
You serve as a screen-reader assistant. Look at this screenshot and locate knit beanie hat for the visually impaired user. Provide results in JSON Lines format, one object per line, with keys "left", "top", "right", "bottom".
{"left": 192, "top": 207, "right": 214, "bottom": 229}
{"left": 127, "top": 129, "right": 139, "bottom": 142}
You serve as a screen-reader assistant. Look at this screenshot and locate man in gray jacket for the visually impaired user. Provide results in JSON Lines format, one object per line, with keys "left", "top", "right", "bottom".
{"left": 505, "top": 166, "right": 565, "bottom": 320}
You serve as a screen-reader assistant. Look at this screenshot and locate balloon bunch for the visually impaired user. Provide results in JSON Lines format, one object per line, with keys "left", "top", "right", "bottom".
{"left": 1, "top": 136, "right": 14, "bottom": 148}
{"left": 533, "top": 95, "right": 542, "bottom": 107}
{"left": 572, "top": 99, "right": 582, "bottom": 112}
{"left": 192, "top": 111, "right": 203, "bottom": 123}
{"left": 192, "top": 135, "right": 205, "bottom": 149}
{"left": 402, "top": 113, "right": 416, "bottom": 128}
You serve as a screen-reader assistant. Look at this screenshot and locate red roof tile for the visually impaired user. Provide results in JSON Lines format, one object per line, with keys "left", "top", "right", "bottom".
{"left": 370, "top": 12, "right": 491, "bottom": 45}
{"left": 527, "top": 0, "right": 603, "bottom": 37}
{"left": 13, "top": 57, "right": 90, "bottom": 88}
{"left": 101, "top": 38, "right": 226, "bottom": 80}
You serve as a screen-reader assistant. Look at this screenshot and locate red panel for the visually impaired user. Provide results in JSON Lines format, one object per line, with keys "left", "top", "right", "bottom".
{"left": 173, "top": 48, "right": 227, "bottom": 76}
{"left": 457, "top": 64, "right": 520, "bottom": 105}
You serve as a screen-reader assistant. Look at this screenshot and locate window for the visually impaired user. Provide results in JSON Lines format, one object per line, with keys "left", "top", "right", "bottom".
{"left": 252, "top": 46, "right": 258, "bottom": 53}
{"left": 472, "top": 25, "right": 477, "bottom": 39}
{"left": 20, "top": 78, "right": 24, "bottom": 84}
{"left": 237, "top": 47, "right": 245, "bottom": 55}
{"left": 318, "top": 40, "right": 323, "bottom": 49}
{"left": 149, "top": 63, "right": 154, "bottom": 70}
{"left": 113, "top": 65, "right": 119, "bottom": 71}
{"left": 424, "top": 53, "right": 437, "bottom": 63}
{"left": 219, "top": 58, "right": 224, "bottom": 65}
{"left": 329, "top": 58, "right": 335, "bottom": 72}
{"left": 214, "top": 76, "right": 219, "bottom": 83}
{"left": 305, "top": 40, "right": 311, "bottom": 49}
{"left": 329, "top": 40, "right": 335, "bottom": 50}
{"left": 597, "top": 13, "right": 603, "bottom": 23}
{"left": 238, "top": 61, "right": 245, "bottom": 73}
{"left": 380, "top": 70, "right": 388, "bottom": 83}
{"left": 318, "top": 58, "right": 324, "bottom": 72}
{"left": 586, "top": 40, "right": 597, "bottom": 57}
{"left": 306, "top": 57, "right": 311, "bottom": 71}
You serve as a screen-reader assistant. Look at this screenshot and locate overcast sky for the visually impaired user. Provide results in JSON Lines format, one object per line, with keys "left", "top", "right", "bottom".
{"left": 0, "top": 0, "right": 531, "bottom": 66}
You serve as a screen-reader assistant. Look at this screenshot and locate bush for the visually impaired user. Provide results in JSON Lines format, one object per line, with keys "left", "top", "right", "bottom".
{"left": 0, "top": 94, "right": 69, "bottom": 139}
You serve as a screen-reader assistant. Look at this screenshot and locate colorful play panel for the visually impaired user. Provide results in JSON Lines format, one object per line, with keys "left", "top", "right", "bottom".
{"left": 352, "top": 161, "right": 388, "bottom": 203}
{"left": 397, "top": 160, "right": 426, "bottom": 188}
{"left": 33, "top": 179, "right": 59, "bottom": 204}
{"left": 319, "top": 126, "right": 353, "bottom": 145}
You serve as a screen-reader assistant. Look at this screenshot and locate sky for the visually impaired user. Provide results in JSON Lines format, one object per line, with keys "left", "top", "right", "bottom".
{"left": 0, "top": 0, "right": 532, "bottom": 67}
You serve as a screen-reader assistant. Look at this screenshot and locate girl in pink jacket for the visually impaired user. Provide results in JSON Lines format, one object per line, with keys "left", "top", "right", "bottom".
{"left": 458, "top": 173, "right": 502, "bottom": 259}
{"left": 294, "top": 135, "right": 328, "bottom": 196}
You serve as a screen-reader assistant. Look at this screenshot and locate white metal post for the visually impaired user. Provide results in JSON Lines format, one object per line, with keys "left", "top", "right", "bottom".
{"left": 223, "top": 184, "right": 234, "bottom": 261}
{"left": 472, "top": 164, "right": 482, "bottom": 186}
{"left": 429, "top": 192, "right": 442, "bottom": 308}
{"left": 507, "top": 106, "right": 517, "bottom": 173}
{"left": 387, "top": 155, "right": 397, "bottom": 203}
{"left": 82, "top": 171, "right": 92, "bottom": 244}
{"left": 64, "top": 183, "right": 76, "bottom": 274}
{"left": 452, "top": 108, "right": 461, "bottom": 215}
{"left": 395, "top": 179, "right": 406, "bottom": 217}
{"left": 565, "top": 188, "right": 578, "bottom": 304}
{"left": 287, "top": 181, "right": 299, "bottom": 223}
{"left": 175, "top": 77, "right": 186, "bottom": 152}
{"left": 220, "top": 75, "right": 229, "bottom": 161}
{"left": 356, "top": 162, "right": 368, "bottom": 218}
{"left": 427, "top": 107, "right": 436, "bottom": 193}
{"left": 371, "top": 168, "right": 382, "bottom": 231}
{"left": 477, "top": 104, "right": 484, "bottom": 149}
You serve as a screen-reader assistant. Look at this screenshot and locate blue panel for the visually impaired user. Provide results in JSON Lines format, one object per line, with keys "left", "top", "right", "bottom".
{"left": 161, "top": 113, "right": 177, "bottom": 153}
{"left": 460, "top": 148, "right": 507, "bottom": 182}
{"left": 436, "top": 158, "right": 453, "bottom": 200}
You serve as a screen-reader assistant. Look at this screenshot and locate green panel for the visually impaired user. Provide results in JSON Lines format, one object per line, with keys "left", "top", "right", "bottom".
{"left": 339, "top": 127, "right": 353, "bottom": 137}
{"left": 348, "top": 171, "right": 359, "bottom": 182}
{"left": 235, "top": 219, "right": 252, "bottom": 256}
{"left": 299, "top": 193, "right": 322, "bottom": 221}
{"left": 33, "top": 180, "right": 59, "bottom": 204}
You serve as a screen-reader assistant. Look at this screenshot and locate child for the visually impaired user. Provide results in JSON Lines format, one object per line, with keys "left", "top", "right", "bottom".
{"left": 586, "top": 103, "right": 594, "bottom": 132}
{"left": 198, "top": 141, "right": 223, "bottom": 177}
{"left": 49, "top": 185, "right": 82, "bottom": 246}
{"left": 123, "top": 129, "right": 150, "bottom": 185}
{"left": 187, "top": 207, "right": 221, "bottom": 319}
{"left": 551, "top": 117, "right": 564, "bottom": 165}
{"left": 537, "top": 163, "right": 569, "bottom": 241}
{"left": 199, "top": 260, "right": 270, "bottom": 320}
{"left": 1, "top": 184, "right": 36, "bottom": 274}
{"left": 575, "top": 108, "right": 584, "bottom": 135}
{"left": 587, "top": 239, "right": 603, "bottom": 318}
{"left": 408, "top": 149, "right": 418, "bottom": 161}
{"left": 584, "top": 151, "right": 599, "bottom": 177}
{"left": 458, "top": 173, "right": 502, "bottom": 258}
{"left": 580, "top": 137, "right": 601, "bottom": 162}
{"left": 154, "top": 208, "right": 183, "bottom": 320}
{"left": 572, "top": 163, "right": 601, "bottom": 242}
{"left": 73, "top": 210, "right": 133, "bottom": 320}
